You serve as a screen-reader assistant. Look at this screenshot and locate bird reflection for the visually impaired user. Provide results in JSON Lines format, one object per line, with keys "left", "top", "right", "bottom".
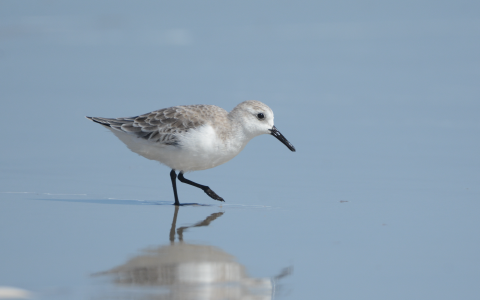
{"left": 94, "top": 206, "right": 291, "bottom": 300}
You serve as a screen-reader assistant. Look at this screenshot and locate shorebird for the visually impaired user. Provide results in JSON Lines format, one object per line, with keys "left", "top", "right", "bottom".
{"left": 86, "top": 100, "right": 295, "bottom": 205}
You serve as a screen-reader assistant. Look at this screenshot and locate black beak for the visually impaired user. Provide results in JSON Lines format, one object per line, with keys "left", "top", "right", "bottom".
{"left": 269, "top": 126, "right": 296, "bottom": 152}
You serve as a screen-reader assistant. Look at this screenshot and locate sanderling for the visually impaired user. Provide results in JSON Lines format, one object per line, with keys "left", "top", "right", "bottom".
{"left": 86, "top": 100, "right": 295, "bottom": 205}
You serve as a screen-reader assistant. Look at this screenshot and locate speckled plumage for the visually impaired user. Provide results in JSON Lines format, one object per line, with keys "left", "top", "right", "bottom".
{"left": 87, "top": 105, "right": 229, "bottom": 146}
{"left": 86, "top": 100, "right": 295, "bottom": 204}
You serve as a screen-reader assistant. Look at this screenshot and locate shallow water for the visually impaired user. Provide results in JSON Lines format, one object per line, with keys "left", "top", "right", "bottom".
{"left": 1, "top": 1, "right": 480, "bottom": 299}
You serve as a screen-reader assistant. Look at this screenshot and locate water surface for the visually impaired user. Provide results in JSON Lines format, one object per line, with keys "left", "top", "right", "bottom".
{"left": 1, "top": 1, "right": 480, "bottom": 299}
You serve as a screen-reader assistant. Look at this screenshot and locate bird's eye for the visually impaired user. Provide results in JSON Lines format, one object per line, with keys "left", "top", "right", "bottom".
{"left": 257, "top": 113, "right": 265, "bottom": 119}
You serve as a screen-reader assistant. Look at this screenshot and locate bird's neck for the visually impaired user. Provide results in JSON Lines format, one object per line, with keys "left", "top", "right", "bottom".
{"left": 223, "top": 113, "right": 256, "bottom": 152}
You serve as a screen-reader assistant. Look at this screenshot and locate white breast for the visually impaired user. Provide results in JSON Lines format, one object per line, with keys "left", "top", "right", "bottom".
{"left": 109, "top": 124, "right": 248, "bottom": 172}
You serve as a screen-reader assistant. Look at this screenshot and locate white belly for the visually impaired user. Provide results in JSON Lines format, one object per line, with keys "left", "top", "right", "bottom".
{"left": 110, "top": 124, "right": 246, "bottom": 172}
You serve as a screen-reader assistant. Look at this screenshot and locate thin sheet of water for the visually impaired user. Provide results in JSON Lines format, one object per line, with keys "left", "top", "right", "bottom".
{"left": 1, "top": 1, "right": 479, "bottom": 299}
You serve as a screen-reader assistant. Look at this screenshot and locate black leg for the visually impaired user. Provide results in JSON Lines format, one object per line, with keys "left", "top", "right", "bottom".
{"left": 170, "top": 169, "right": 180, "bottom": 206}
{"left": 178, "top": 172, "right": 225, "bottom": 202}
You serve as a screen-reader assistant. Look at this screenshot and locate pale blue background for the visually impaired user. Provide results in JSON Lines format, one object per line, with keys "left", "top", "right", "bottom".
{"left": 1, "top": 1, "right": 479, "bottom": 299}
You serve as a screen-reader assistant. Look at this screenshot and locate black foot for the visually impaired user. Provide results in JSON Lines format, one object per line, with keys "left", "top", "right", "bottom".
{"left": 203, "top": 187, "right": 225, "bottom": 202}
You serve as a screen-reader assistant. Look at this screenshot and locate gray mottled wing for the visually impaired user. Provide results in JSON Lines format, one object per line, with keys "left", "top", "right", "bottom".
{"left": 86, "top": 105, "right": 210, "bottom": 146}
